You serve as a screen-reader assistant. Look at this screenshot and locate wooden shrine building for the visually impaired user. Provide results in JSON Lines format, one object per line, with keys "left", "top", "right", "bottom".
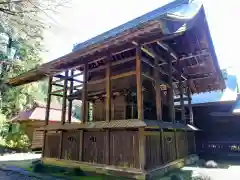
{"left": 6, "top": 0, "right": 225, "bottom": 179}
{"left": 187, "top": 74, "right": 240, "bottom": 158}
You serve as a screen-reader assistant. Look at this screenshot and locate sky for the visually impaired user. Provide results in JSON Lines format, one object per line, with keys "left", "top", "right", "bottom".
{"left": 42, "top": 0, "right": 240, "bottom": 75}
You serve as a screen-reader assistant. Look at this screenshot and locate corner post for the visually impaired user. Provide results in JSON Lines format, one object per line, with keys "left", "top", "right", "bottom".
{"left": 154, "top": 57, "right": 162, "bottom": 121}
{"left": 105, "top": 56, "right": 112, "bottom": 165}
{"left": 168, "top": 58, "right": 178, "bottom": 159}
{"left": 106, "top": 57, "right": 112, "bottom": 122}
{"left": 68, "top": 70, "right": 74, "bottom": 123}
{"left": 59, "top": 70, "right": 68, "bottom": 159}
{"left": 136, "top": 45, "right": 145, "bottom": 170}
{"left": 177, "top": 61, "right": 185, "bottom": 124}
{"left": 80, "top": 63, "right": 88, "bottom": 161}
{"left": 187, "top": 78, "right": 196, "bottom": 153}
{"left": 81, "top": 63, "right": 88, "bottom": 123}
{"left": 154, "top": 54, "right": 165, "bottom": 164}
{"left": 167, "top": 59, "right": 175, "bottom": 122}
{"left": 42, "top": 76, "right": 52, "bottom": 158}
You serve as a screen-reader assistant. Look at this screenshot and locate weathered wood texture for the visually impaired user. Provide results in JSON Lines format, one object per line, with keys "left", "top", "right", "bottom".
{"left": 83, "top": 131, "right": 108, "bottom": 164}
{"left": 44, "top": 129, "right": 139, "bottom": 168}
{"left": 110, "top": 130, "right": 139, "bottom": 168}
{"left": 187, "top": 131, "right": 195, "bottom": 154}
{"left": 44, "top": 132, "right": 60, "bottom": 158}
{"left": 43, "top": 128, "right": 195, "bottom": 170}
{"left": 162, "top": 131, "right": 176, "bottom": 163}
{"left": 176, "top": 131, "right": 188, "bottom": 158}
{"left": 32, "top": 130, "right": 44, "bottom": 149}
{"left": 61, "top": 131, "right": 81, "bottom": 161}
{"left": 145, "top": 133, "right": 163, "bottom": 169}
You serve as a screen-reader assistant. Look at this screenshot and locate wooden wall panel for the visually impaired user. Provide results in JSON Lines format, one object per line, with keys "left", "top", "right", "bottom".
{"left": 162, "top": 131, "right": 176, "bottom": 163}
{"left": 61, "top": 131, "right": 80, "bottom": 161}
{"left": 110, "top": 130, "right": 139, "bottom": 168}
{"left": 112, "top": 96, "right": 126, "bottom": 120}
{"left": 44, "top": 132, "right": 60, "bottom": 158}
{"left": 187, "top": 131, "right": 195, "bottom": 154}
{"left": 176, "top": 131, "right": 188, "bottom": 158}
{"left": 31, "top": 130, "right": 44, "bottom": 149}
{"left": 93, "top": 99, "right": 105, "bottom": 121}
{"left": 145, "top": 134, "right": 163, "bottom": 170}
{"left": 83, "top": 131, "right": 108, "bottom": 164}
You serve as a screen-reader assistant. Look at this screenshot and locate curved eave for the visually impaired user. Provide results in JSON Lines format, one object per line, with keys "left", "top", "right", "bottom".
{"left": 6, "top": 0, "right": 224, "bottom": 92}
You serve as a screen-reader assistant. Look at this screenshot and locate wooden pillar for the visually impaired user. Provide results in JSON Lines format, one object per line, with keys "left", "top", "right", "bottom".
{"left": 168, "top": 59, "right": 178, "bottom": 159}
{"left": 177, "top": 61, "right": 185, "bottom": 124}
{"left": 80, "top": 63, "right": 88, "bottom": 162}
{"left": 106, "top": 58, "right": 111, "bottom": 122}
{"left": 59, "top": 70, "right": 68, "bottom": 159}
{"left": 154, "top": 58, "right": 162, "bottom": 121}
{"left": 136, "top": 45, "right": 145, "bottom": 170}
{"left": 187, "top": 79, "right": 193, "bottom": 124}
{"left": 167, "top": 59, "right": 175, "bottom": 122}
{"left": 42, "top": 76, "right": 52, "bottom": 158}
{"left": 154, "top": 56, "right": 165, "bottom": 163}
{"left": 81, "top": 63, "right": 88, "bottom": 123}
{"left": 187, "top": 79, "right": 196, "bottom": 153}
{"left": 105, "top": 57, "right": 112, "bottom": 165}
{"left": 67, "top": 70, "right": 74, "bottom": 123}
{"left": 136, "top": 46, "right": 144, "bottom": 120}
{"left": 79, "top": 130, "right": 83, "bottom": 161}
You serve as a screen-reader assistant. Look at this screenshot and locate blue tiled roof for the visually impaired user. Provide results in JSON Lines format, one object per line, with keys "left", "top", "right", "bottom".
{"left": 175, "top": 74, "right": 238, "bottom": 105}
{"left": 72, "top": 0, "right": 202, "bottom": 52}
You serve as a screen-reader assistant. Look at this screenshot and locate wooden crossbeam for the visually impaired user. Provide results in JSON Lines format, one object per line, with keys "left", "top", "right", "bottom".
{"left": 142, "top": 46, "right": 181, "bottom": 81}
{"left": 141, "top": 56, "right": 178, "bottom": 82}
{"left": 155, "top": 42, "right": 187, "bottom": 80}
{"left": 51, "top": 84, "right": 82, "bottom": 94}
{"left": 88, "top": 56, "right": 135, "bottom": 73}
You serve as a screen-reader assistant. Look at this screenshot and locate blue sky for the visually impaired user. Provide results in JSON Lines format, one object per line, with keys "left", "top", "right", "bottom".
{"left": 42, "top": 0, "right": 240, "bottom": 75}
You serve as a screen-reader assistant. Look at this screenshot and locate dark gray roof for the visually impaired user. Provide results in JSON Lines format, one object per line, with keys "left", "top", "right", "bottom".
{"left": 73, "top": 0, "right": 202, "bottom": 52}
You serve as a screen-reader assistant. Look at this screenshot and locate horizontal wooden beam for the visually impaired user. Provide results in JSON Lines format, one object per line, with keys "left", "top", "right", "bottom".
{"left": 142, "top": 46, "right": 182, "bottom": 81}
{"left": 174, "top": 97, "right": 191, "bottom": 102}
{"left": 154, "top": 42, "right": 187, "bottom": 80}
{"left": 141, "top": 57, "right": 178, "bottom": 82}
{"left": 87, "top": 70, "right": 136, "bottom": 85}
{"left": 111, "top": 70, "right": 136, "bottom": 80}
{"left": 88, "top": 78, "right": 105, "bottom": 85}
{"left": 88, "top": 56, "right": 135, "bottom": 73}
{"left": 50, "top": 93, "right": 63, "bottom": 97}
{"left": 159, "top": 50, "right": 209, "bottom": 67}
{"left": 52, "top": 77, "right": 83, "bottom": 84}
{"left": 142, "top": 73, "right": 170, "bottom": 88}
{"left": 51, "top": 84, "right": 83, "bottom": 94}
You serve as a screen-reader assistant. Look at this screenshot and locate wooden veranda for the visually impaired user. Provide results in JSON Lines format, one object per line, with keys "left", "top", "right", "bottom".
{"left": 6, "top": 1, "right": 225, "bottom": 179}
